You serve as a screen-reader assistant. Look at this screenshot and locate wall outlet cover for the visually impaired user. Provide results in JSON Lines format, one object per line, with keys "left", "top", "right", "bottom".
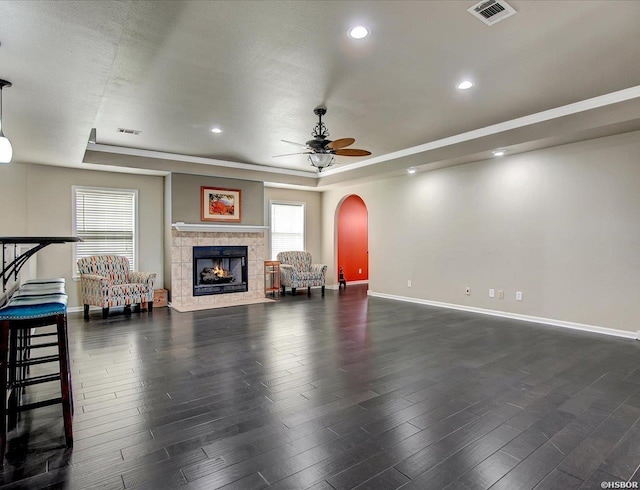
{"left": 465, "top": 287, "right": 471, "bottom": 295}
{"left": 489, "top": 289, "right": 495, "bottom": 298}
{"left": 498, "top": 290, "right": 504, "bottom": 299}
{"left": 407, "top": 280, "right": 412, "bottom": 287}
{"left": 516, "top": 291, "right": 523, "bottom": 301}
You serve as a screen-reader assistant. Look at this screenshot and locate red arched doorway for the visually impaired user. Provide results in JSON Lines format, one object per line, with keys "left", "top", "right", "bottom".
{"left": 337, "top": 195, "right": 368, "bottom": 284}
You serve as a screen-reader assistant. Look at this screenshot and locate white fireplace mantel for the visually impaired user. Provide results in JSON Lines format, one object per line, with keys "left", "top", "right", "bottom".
{"left": 172, "top": 223, "right": 269, "bottom": 233}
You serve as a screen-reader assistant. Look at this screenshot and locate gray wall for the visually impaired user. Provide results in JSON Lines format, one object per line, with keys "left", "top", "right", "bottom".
{"left": 0, "top": 163, "right": 29, "bottom": 303}
{"left": 163, "top": 174, "right": 173, "bottom": 291}
{"left": 0, "top": 162, "right": 28, "bottom": 235}
{"left": 264, "top": 187, "right": 322, "bottom": 261}
{"left": 321, "top": 130, "right": 640, "bottom": 334}
{"left": 0, "top": 163, "right": 165, "bottom": 308}
{"left": 171, "top": 173, "right": 264, "bottom": 225}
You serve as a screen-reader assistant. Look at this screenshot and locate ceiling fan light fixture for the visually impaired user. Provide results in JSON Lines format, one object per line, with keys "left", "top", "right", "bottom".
{"left": 308, "top": 153, "right": 334, "bottom": 172}
{"left": 457, "top": 80, "right": 474, "bottom": 90}
{"left": 0, "top": 79, "right": 12, "bottom": 164}
{"left": 348, "top": 26, "right": 369, "bottom": 39}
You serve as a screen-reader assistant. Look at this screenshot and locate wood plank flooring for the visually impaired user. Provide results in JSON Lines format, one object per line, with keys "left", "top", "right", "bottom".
{"left": 1, "top": 285, "right": 640, "bottom": 489}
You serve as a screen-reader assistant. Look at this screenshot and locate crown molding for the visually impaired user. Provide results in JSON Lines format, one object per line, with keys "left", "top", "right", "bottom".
{"left": 320, "top": 85, "right": 640, "bottom": 177}
{"left": 86, "top": 85, "right": 640, "bottom": 182}
{"left": 87, "top": 144, "right": 318, "bottom": 178}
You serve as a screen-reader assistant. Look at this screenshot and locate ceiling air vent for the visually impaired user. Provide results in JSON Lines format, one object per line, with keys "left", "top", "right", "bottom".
{"left": 467, "top": 0, "right": 516, "bottom": 26}
{"left": 117, "top": 128, "right": 141, "bottom": 135}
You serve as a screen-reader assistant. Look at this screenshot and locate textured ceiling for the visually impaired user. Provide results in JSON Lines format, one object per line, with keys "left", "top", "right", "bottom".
{"left": 1, "top": 1, "right": 640, "bottom": 185}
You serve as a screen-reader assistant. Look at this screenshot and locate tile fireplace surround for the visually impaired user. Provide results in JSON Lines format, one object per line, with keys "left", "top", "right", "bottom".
{"left": 170, "top": 224, "right": 270, "bottom": 312}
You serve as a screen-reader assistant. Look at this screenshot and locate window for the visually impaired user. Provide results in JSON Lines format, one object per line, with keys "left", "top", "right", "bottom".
{"left": 270, "top": 201, "right": 305, "bottom": 260}
{"left": 73, "top": 186, "right": 138, "bottom": 272}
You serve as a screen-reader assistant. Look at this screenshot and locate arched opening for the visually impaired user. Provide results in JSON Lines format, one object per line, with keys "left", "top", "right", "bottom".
{"left": 336, "top": 195, "right": 368, "bottom": 285}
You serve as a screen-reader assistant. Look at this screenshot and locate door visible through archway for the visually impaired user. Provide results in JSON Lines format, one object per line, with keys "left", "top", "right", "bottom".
{"left": 337, "top": 195, "right": 368, "bottom": 284}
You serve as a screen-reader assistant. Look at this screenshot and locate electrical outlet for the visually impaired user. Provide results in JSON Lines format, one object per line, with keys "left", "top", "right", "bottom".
{"left": 489, "top": 288, "right": 495, "bottom": 298}
{"left": 465, "top": 287, "right": 471, "bottom": 296}
{"left": 516, "top": 291, "right": 523, "bottom": 301}
{"left": 407, "top": 280, "right": 412, "bottom": 288}
{"left": 498, "top": 289, "right": 504, "bottom": 299}
{"left": 358, "top": 268, "right": 362, "bottom": 274}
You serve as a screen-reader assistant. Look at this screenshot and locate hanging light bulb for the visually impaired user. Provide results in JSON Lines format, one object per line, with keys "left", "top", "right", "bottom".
{"left": 0, "top": 79, "right": 13, "bottom": 164}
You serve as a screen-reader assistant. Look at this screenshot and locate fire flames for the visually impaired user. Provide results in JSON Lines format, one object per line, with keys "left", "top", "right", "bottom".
{"left": 200, "top": 263, "right": 234, "bottom": 284}
{"left": 212, "top": 264, "right": 229, "bottom": 277}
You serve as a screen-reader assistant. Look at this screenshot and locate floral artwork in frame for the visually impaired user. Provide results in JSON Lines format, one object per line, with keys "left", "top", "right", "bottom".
{"left": 201, "top": 186, "right": 241, "bottom": 222}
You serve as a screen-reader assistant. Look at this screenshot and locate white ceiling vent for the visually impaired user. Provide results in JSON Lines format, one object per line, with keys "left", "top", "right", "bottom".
{"left": 468, "top": 0, "right": 516, "bottom": 26}
{"left": 117, "top": 128, "right": 141, "bottom": 135}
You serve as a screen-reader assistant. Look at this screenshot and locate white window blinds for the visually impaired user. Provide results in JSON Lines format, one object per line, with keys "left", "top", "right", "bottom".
{"left": 271, "top": 202, "right": 305, "bottom": 260}
{"left": 73, "top": 186, "right": 137, "bottom": 271}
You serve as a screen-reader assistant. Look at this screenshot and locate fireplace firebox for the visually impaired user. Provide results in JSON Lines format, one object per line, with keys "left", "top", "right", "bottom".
{"left": 193, "top": 246, "right": 248, "bottom": 296}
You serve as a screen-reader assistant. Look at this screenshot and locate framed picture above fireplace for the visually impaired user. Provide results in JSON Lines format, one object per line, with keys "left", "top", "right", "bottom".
{"left": 201, "top": 186, "right": 242, "bottom": 222}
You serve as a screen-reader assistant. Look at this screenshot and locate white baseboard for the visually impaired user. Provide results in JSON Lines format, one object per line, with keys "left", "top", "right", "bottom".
{"left": 367, "top": 291, "right": 637, "bottom": 340}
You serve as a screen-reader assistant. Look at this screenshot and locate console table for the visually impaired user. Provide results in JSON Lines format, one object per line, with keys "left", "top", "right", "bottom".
{"left": 1, "top": 237, "right": 81, "bottom": 292}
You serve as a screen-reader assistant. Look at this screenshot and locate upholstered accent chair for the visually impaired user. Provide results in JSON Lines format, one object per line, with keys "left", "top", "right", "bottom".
{"left": 77, "top": 255, "right": 156, "bottom": 319}
{"left": 277, "top": 251, "right": 327, "bottom": 296}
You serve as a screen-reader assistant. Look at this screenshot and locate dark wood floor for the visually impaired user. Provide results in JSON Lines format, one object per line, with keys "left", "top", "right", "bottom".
{"left": 1, "top": 285, "right": 640, "bottom": 489}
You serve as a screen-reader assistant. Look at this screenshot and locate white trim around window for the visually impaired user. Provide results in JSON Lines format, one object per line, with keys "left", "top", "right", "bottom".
{"left": 269, "top": 200, "right": 305, "bottom": 260}
{"left": 72, "top": 185, "right": 139, "bottom": 276}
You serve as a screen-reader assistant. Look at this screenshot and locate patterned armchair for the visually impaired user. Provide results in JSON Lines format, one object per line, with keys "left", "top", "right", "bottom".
{"left": 77, "top": 255, "right": 156, "bottom": 319}
{"left": 277, "top": 251, "right": 326, "bottom": 297}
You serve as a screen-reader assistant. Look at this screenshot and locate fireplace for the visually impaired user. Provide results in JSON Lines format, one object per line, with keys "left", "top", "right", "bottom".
{"left": 193, "top": 246, "right": 248, "bottom": 296}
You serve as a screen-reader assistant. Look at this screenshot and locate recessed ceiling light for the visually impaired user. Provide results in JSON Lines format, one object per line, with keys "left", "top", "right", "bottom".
{"left": 407, "top": 168, "right": 416, "bottom": 174}
{"left": 492, "top": 149, "right": 505, "bottom": 157}
{"left": 457, "top": 80, "right": 474, "bottom": 90}
{"left": 348, "top": 26, "right": 369, "bottom": 39}
{"left": 211, "top": 128, "right": 222, "bottom": 134}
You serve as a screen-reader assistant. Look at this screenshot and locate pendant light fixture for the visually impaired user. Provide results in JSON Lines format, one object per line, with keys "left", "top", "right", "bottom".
{"left": 0, "top": 79, "right": 12, "bottom": 164}
{"left": 308, "top": 153, "right": 335, "bottom": 172}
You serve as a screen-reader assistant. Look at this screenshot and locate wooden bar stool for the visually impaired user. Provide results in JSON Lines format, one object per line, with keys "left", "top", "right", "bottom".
{"left": 0, "top": 293, "right": 73, "bottom": 467}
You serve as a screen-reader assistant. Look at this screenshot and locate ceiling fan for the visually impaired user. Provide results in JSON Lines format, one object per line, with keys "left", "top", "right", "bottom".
{"left": 275, "top": 106, "right": 371, "bottom": 172}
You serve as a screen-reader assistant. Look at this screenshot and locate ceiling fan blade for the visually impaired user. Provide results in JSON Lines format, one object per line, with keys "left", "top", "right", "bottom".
{"left": 334, "top": 148, "right": 372, "bottom": 157}
{"left": 281, "top": 139, "right": 309, "bottom": 148}
{"left": 273, "top": 152, "right": 312, "bottom": 158}
{"left": 327, "top": 138, "right": 355, "bottom": 150}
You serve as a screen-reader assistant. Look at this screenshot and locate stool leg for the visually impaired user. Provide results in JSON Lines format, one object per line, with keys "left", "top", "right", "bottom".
{"left": 1, "top": 320, "right": 9, "bottom": 467}
{"left": 7, "top": 326, "right": 18, "bottom": 431}
{"left": 22, "top": 328, "right": 31, "bottom": 384}
{"left": 56, "top": 314, "right": 73, "bottom": 447}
